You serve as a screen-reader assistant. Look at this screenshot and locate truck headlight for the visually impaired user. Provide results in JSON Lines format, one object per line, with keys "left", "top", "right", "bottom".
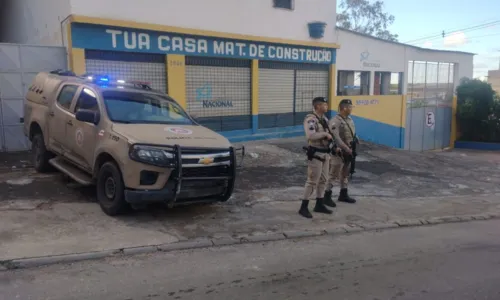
{"left": 129, "top": 145, "right": 175, "bottom": 167}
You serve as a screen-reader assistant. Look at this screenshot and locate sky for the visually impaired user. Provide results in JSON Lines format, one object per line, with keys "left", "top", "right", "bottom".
{"left": 339, "top": 0, "right": 500, "bottom": 79}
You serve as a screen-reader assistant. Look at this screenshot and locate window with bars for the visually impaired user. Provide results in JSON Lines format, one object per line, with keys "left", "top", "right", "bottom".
{"left": 337, "top": 70, "right": 370, "bottom": 96}
{"left": 273, "top": 0, "right": 294, "bottom": 10}
{"left": 185, "top": 57, "right": 252, "bottom": 131}
{"left": 374, "top": 72, "right": 403, "bottom": 95}
{"left": 85, "top": 50, "right": 167, "bottom": 93}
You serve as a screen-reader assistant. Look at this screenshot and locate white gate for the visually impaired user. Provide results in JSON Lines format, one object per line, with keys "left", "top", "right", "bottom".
{"left": 0, "top": 43, "right": 67, "bottom": 152}
{"left": 405, "top": 61, "right": 455, "bottom": 151}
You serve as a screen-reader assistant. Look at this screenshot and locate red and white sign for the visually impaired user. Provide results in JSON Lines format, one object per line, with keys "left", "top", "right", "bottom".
{"left": 165, "top": 127, "right": 193, "bottom": 135}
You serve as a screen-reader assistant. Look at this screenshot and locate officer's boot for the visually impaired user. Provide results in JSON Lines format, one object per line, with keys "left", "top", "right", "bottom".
{"left": 338, "top": 188, "right": 356, "bottom": 204}
{"left": 323, "top": 190, "right": 337, "bottom": 207}
{"left": 299, "top": 200, "right": 313, "bottom": 219}
{"left": 314, "top": 198, "right": 333, "bottom": 214}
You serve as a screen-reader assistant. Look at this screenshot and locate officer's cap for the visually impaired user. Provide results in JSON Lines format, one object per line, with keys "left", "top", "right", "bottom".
{"left": 312, "top": 97, "right": 327, "bottom": 106}
{"left": 339, "top": 99, "right": 353, "bottom": 106}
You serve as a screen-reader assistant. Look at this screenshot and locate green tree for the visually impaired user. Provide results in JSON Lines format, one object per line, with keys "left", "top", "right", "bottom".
{"left": 456, "top": 77, "right": 500, "bottom": 142}
{"left": 336, "top": 0, "right": 398, "bottom": 42}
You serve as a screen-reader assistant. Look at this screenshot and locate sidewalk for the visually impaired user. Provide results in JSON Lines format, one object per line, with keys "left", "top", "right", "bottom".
{"left": 1, "top": 193, "right": 500, "bottom": 262}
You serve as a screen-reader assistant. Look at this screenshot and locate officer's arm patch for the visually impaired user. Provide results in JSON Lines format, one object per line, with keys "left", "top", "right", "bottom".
{"left": 306, "top": 118, "right": 316, "bottom": 134}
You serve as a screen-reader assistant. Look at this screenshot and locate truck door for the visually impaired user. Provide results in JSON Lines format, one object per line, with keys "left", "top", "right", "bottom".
{"left": 66, "top": 87, "right": 100, "bottom": 170}
{"left": 48, "top": 84, "right": 80, "bottom": 154}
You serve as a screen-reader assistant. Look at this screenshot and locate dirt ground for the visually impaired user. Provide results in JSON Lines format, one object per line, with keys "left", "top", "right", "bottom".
{"left": 2, "top": 137, "right": 499, "bottom": 204}
{"left": 1, "top": 137, "right": 500, "bottom": 260}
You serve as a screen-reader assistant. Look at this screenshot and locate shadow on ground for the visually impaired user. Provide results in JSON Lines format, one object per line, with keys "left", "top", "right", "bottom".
{"left": 1, "top": 138, "right": 500, "bottom": 206}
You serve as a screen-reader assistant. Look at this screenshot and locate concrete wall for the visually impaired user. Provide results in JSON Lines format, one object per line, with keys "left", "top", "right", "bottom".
{"left": 69, "top": 0, "right": 337, "bottom": 43}
{"left": 0, "top": 0, "right": 71, "bottom": 45}
{"left": 335, "top": 29, "right": 406, "bottom": 73}
{"left": 335, "top": 28, "right": 474, "bottom": 92}
{"left": 2, "top": 0, "right": 336, "bottom": 45}
{"left": 332, "top": 28, "right": 474, "bottom": 151}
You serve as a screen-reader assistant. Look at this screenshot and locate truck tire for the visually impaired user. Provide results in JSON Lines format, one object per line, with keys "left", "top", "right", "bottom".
{"left": 32, "top": 133, "right": 53, "bottom": 173}
{"left": 96, "top": 161, "right": 130, "bottom": 216}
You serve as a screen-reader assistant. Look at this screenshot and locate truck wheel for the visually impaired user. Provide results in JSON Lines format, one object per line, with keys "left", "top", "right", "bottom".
{"left": 32, "top": 133, "right": 52, "bottom": 173}
{"left": 96, "top": 161, "right": 130, "bottom": 216}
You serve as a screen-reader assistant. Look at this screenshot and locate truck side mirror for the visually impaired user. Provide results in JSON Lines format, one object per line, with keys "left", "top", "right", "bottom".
{"left": 76, "top": 109, "right": 100, "bottom": 125}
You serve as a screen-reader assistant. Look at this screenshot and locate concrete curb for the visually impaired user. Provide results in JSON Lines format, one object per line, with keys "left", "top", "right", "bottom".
{"left": 1, "top": 212, "right": 499, "bottom": 271}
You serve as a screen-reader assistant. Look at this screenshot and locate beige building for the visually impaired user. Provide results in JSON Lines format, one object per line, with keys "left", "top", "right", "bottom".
{"left": 488, "top": 70, "right": 500, "bottom": 94}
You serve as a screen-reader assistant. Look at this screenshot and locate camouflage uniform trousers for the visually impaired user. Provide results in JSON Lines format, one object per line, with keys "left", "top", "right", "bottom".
{"left": 327, "top": 154, "right": 350, "bottom": 190}
{"left": 302, "top": 153, "right": 331, "bottom": 201}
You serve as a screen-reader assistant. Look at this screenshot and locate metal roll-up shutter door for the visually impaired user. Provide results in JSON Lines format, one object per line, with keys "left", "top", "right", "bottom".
{"left": 295, "top": 66, "right": 329, "bottom": 125}
{"left": 186, "top": 57, "right": 251, "bottom": 132}
{"left": 85, "top": 50, "right": 167, "bottom": 93}
{"left": 258, "top": 62, "right": 295, "bottom": 129}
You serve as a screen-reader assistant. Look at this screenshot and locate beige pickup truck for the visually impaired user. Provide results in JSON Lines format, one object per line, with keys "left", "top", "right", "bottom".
{"left": 23, "top": 70, "right": 244, "bottom": 216}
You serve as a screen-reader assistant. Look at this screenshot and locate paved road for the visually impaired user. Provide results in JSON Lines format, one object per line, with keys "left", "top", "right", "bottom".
{"left": 2, "top": 220, "right": 500, "bottom": 300}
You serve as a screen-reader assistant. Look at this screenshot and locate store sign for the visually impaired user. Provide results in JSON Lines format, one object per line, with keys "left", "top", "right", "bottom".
{"left": 71, "top": 23, "right": 336, "bottom": 64}
{"left": 196, "top": 83, "right": 233, "bottom": 108}
{"left": 360, "top": 51, "right": 380, "bottom": 68}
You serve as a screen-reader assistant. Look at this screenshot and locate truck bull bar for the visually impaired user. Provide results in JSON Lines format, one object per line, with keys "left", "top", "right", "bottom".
{"left": 127, "top": 143, "right": 245, "bottom": 208}
{"left": 166, "top": 144, "right": 245, "bottom": 207}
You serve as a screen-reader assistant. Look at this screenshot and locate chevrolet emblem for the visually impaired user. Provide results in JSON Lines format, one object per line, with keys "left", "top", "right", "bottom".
{"left": 198, "top": 157, "right": 214, "bottom": 165}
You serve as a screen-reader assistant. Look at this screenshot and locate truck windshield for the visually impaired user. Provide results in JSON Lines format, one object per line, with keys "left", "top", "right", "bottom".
{"left": 102, "top": 91, "right": 194, "bottom": 125}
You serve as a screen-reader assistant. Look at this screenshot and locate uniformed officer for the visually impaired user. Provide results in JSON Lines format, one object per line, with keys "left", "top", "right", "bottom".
{"left": 324, "top": 99, "right": 357, "bottom": 204}
{"left": 299, "top": 97, "right": 334, "bottom": 219}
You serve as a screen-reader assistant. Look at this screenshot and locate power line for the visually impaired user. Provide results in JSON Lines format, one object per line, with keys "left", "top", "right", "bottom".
{"left": 404, "top": 20, "right": 500, "bottom": 44}
{"left": 404, "top": 20, "right": 499, "bottom": 44}
{"left": 423, "top": 30, "right": 500, "bottom": 47}
{"left": 402, "top": 18, "right": 499, "bottom": 44}
{"left": 405, "top": 20, "right": 500, "bottom": 44}
{"left": 465, "top": 32, "right": 500, "bottom": 42}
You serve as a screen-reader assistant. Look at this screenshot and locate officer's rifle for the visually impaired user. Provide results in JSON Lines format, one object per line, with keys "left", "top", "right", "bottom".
{"left": 340, "top": 117, "right": 359, "bottom": 179}
{"left": 313, "top": 113, "right": 339, "bottom": 156}
{"left": 302, "top": 114, "right": 336, "bottom": 163}
{"left": 348, "top": 137, "right": 359, "bottom": 179}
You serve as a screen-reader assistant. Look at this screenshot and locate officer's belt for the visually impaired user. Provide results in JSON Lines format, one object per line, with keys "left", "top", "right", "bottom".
{"left": 309, "top": 147, "right": 329, "bottom": 153}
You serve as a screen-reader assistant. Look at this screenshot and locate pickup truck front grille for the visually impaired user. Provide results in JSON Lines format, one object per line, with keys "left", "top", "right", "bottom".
{"left": 180, "top": 148, "right": 231, "bottom": 168}
{"left": 182, "top": 165, "right": 230, "bottom": 178}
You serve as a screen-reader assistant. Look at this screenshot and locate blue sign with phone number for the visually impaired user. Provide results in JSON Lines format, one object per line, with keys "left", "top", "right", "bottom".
{"left": 71, "top": 23, "right": 336, "bottom": 64}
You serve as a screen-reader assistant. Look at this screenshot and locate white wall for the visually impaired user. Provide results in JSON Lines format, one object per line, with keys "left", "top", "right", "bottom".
{"left": 69, "top": 0, "right": 337, "bottom": 43}
{"left": 335, "top": 28, "right": 406, "bottom": 73}
{"left": 0, "top": 0, "right": 71, "bottom": 45}
{"left": 335, "top": 28, "right": 474, "bottom": 94}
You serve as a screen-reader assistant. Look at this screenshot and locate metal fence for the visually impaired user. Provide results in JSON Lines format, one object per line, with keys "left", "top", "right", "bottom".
{"left": 405, "top": 60, "right": 455, "bottom": 151}
{"left": 0, "top": 43, "right": 67, "bottom": 152}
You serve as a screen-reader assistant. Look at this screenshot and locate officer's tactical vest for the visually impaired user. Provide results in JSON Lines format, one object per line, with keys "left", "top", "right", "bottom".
{"left": 306, "top": 113, "right": 330, "bottom": 148}
{"left": 335, "top": 115, "right": 356, "bottom": 144}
